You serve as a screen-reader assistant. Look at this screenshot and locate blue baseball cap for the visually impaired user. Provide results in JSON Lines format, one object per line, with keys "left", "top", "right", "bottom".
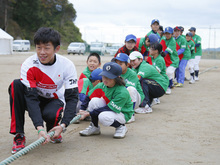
{"left": 114, "top": 53, "right": 130, "bottom": 63}
{"left": 189, "top": 27, "right": 196, "bottom": 31}
{"left": 125, "top": 34, "right": 137, "bottom": 42}
{"left": 164, "top": 27, "right": 173, "bottom": 34}
{"left": 186, "top": 32, "right": 193, "bottom": 37}
{"left": 90, "top": 68, "right": 103, "bottom": 81}
{"left": 151, "top": 19, "right": 160, "bottom": 25}
{"left": 99, "top": 62, "right": 122, "bottom": 79}
{"left": 148, "top": 34, "right": 160, "bottom": 44}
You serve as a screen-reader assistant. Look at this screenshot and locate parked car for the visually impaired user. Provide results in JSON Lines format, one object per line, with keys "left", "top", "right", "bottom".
{"left": 90, "top": 42, "right": 105, "bottom": 56}
{"left": 109, "top": 43, "right": 123, "bottom": 56}
{"left": 13, "top": 40, "right": 30, "bottom": 52}
{"left": 67, "top": 42, "right": 86, "bottom": 55}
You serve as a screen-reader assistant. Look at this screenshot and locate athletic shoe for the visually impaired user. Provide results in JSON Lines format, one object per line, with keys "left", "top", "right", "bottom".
{"left": 175, "top": 83, "right": 183, "bottom": 87}
{"left": 195, "top": 76, "right": 199, "bottom": 81}
{"left": 79, "top": 122, "right": 100, "bottom": 136}
{"left": 173, "top": 79, "right": 178, "bottom": 85}
{"left": 51, "top": 135, "right": 63, "bottom": 143}
{"left": 12, "top": 134, "right": 26, "bottom": 154}
{"left": 135, "top": 105, "right": 152, "bottom": 114}
{"left": 151, "top": 98, "right": 160, "bottom": 106}
{"left": 126, "top": 114, "right": 135, "bottom": 124}
{"left": 113, "top": 125, "right": 128, "bottom": 139}
{"left": 166, "top": 88, "right": 171, "bottom": 95}
{"left": 189, "top": 79, "right": 195, "bottom": 84}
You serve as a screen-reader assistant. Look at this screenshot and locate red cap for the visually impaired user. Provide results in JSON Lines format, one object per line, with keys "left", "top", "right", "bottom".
{"left": 174, "top": 26, "right": 181, "bottom": 31}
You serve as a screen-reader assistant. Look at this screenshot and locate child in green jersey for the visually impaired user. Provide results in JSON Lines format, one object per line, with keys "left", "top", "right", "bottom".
{"left": 129, "top": 51, "right": 168, "bottom": 114}
{"left": 79, "top": 52, "right": 101, "bottom": 80}
{"left": 185, "top": 32, "right": 196, "bottom": 84}
{"left": 113, "top": 53, "right": 145, "bottom": 123}
{"left": 78, "top": 62, "right": 133, "bottom": 139}
{"left": 147, "top": 19, "right": 161, "bottom": 39}
{"left": 189, "top": 27, "right": 202, "bottom": 81}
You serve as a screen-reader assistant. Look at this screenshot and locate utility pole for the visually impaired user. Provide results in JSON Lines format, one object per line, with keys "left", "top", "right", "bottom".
{"left": 208, "top": 25, "right": 211, "bottom": 56}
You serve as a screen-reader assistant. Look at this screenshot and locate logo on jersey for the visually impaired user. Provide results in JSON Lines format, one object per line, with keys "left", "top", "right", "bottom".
{"left": 106, "top": 65, "right": 111, "bottom": 71}
{"left": 33, "top": 60, "right": 39, "bottom": 64}
{"left": 69, "top": 79, "right": 77, "bottom": 85}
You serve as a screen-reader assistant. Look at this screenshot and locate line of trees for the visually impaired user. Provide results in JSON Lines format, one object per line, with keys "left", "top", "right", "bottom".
{"left": 0, "top": 0, "right": 83, "bottom": 45}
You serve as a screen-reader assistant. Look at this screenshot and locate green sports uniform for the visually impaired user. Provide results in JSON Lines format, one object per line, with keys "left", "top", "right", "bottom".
{"left": 132, "top": 60, "right": 169, "bottom": 92}
{"left": 138, "top": 37, "right": 150, "bottom": 53}
{"left": 147, "top": 30, "right": 160, "bottom": 38}
{"left": 79, "top": 67, "right": 91, "bottom": 80}
{"left": 148, "top": 54, "right": 169, "bottom": 82}
{"left": 187, "top": 40, "right": 195, "bottom": 59}
{"left": 121, "top": 68, "right": 145, "bottom": 103}
{"left": 192, "top": 34, "right": 202, "bottom": 56}
{"left": 78, "top": 78, "right": 93, "bottom": 95}
{"left": 175, "top": 36, "right": 191, "bottom": 60}
{"left": 88, "top": 83, "right": 134, "bottom": 122}
{"left": 162, "top": 37, "right": 179, "bottom": 68}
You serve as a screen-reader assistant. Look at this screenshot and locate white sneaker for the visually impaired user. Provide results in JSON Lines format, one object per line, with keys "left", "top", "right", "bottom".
{"left": 151, "top": 98, "right": 160, "bottom": 106}
{"left": 195, "top": 76, "right": 199, "bottom": 81}
{"left": 189, "top": 79, "right": 195, "bottom": 84}
{"left": 79, "top": 122, "right": 100, "bottom": 136}
{"left": 114, "top": 125, "right": 128, "bottom": 139}
{"left": 135, "top": 105, "right": 152, "bottom": 114}
{"left": 166, "top": 88, "right": 171, "bottom": 95}
{"left": 126, "top": 114, "right": 135, "bottom": 124}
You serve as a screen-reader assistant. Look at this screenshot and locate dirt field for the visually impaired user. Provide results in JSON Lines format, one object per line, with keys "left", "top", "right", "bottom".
{"left": 0, "top": 52, "right": 220, "bottom": 165}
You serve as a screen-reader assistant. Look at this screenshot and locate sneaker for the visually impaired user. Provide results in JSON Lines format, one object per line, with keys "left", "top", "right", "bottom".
{"left": 175, "top": 83, "right": 183, "bottom": 87}
{"left": 126, "top": 114, "right": 135, "bottom": 124}
{"left": 189, "top": 79, "right": 195, "bottom": 84}
{"left": 135, "top": 105, "right": 152, "bottom": 114}
{"left": 151, "top": 98, "right": 160, "bottom": 106}
{"left": 195, "top": 76, "right": 199, "bottom": 81}
{"left": 79, "top": 122, "right": 100, "bottom": 136}
{"left": 12, "top": 134, "right": 26, "bottom": 154}
{"left": 166, "top": 88, "right": 171, "bottom": 95}
{"left": 113, "top": 125, "right": 128, "bottom": 139}
{"left": 51, "top": 135, "right": 63, "bottom": 143}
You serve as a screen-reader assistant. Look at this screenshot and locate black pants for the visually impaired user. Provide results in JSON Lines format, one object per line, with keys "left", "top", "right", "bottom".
{"left": 9, "top": 79, "right": 64, "bottom": 134}
{"left": 140, "top": 78, "right": 165, "bottom": 107}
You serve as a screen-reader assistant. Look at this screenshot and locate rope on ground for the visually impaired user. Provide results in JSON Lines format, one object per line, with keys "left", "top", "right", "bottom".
{"left": 199, "top": 66, "right": 218, "bottom": 75}
{"left": 0, "top": 114, "right": 81, "bottom": 165}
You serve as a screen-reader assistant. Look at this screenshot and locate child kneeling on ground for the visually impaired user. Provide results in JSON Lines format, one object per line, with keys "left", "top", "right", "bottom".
{"left": 78, "top": 62, "right": 134, "bottom": 139}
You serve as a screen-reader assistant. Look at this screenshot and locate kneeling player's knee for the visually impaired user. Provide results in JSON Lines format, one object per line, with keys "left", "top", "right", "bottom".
{"left": 99, "top": 112, "right": 114, "bottom": 126}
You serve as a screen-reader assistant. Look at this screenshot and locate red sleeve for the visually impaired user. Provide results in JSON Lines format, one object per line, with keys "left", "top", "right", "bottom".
{"left": 79, "top": 73, "right": 87, "bottom": 80}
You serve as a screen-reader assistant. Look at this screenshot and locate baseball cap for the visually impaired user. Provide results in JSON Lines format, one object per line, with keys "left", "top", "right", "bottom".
{"left": 174, "top": 26, "right": 181, "bottom": 31}
{"left": 90, "top": 68, "right": 103, "bottom": 81}
{"left": 179, "top": 26, "right": 184, "bottom": 32}
{"left": 164, "top": 27, "right": 173, "bottom": 34}
{"left": 114, "top": 53, "right": 130, "bottom": 63}
{"left": 186, "top": 32, "right": 193, "bottom": 37}
{"left": 125, "top": 34, "right": 137, "bottom": 42}
{"left": 99, "top": 62, "right": 122, "bottom": 79}
{"left": 148, "top": 34, "right": 160, "bottom": 44}
{"left": 189, "top": 27, "right": 196, "bottom": 31}
{"left": 129, "top": 51, "right": 143, "bottom": 60}
{"left": 151, "top": 19, "right": 160, "bottom": 25}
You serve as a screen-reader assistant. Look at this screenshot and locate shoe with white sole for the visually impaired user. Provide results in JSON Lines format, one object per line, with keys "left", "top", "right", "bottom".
{"left": 195, "top": 76, "right": 199, "bottom": 81}
{"left": 189, "top": 79, "right": 195, "bottom": 84}
{"left": 151, "top": 98, "right": 160, "bottom": 106}
{"left": 114, "top": 125, "right": 128, "bottom": 139}
{"left": 166, "top": 88, "right": 171, "bottom": 95}
{"left": 126, "top": 114, "right": 135, "bottom": 124}
{"left": 79, "top": 122, "right": 100, "bottom": 136}
{"left": 135, "top": 105, "right": 152, "bottom": 114}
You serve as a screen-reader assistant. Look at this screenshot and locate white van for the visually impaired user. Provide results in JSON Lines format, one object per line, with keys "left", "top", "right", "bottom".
{"left": 13, "top": 40, "right": 30, "bottom": 52}
{"left": 67, "top": 42, "right": 86, "bottom": 55}
{"left": 90, "top": 42, "right": 105, "bottom": 56}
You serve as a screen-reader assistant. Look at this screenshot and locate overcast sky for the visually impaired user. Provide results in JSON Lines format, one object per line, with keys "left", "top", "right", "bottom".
{"left": 69, "top": 0, "right": 220, "bottom": 49}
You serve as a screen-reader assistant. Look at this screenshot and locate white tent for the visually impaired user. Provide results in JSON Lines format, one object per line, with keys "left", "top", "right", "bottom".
{"left": 0, "top": 28, "right": 14, "bottom": 55}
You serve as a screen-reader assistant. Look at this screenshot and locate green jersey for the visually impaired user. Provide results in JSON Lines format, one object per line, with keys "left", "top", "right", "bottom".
{"left": 138, "top": 37, "right": 149, "bottom": 53}
{"left": 88, "top": 83, "right": 134, "bottom": 122}
{"left": 132, "top": 61, "right": 169, "bottom": 91}
{"left": 162, "top": 37, "right": 179, "bottom": 68}
{"left": 175, "top": 35, "right": 191, "bottom": 60}
{"left": 192, "top": 34, "right": 202, "bottom": 56}
{"left": 187, "top": 40, "right": 196, "bottom": 59}
{"left": 79, "top": 67, "right": 91, "bottom": 80}
{"left": 147, "top": 30, "right": 160, "bottom": 39}
{"left": 121, "top": 68, "right": 144, "bottom": 103}
{"left": 148, "top": 54, "right": 169, "bottom": 82}
{"left": 78, "top": 78, "right": 93, "bottom": 95}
